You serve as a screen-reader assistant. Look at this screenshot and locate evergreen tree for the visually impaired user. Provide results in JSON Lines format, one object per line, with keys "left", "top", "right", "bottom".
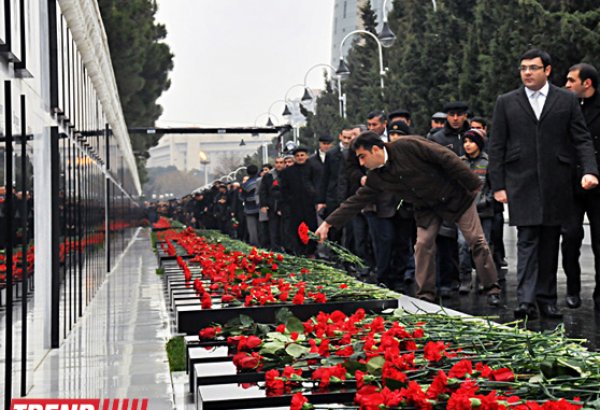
{"left": 97, "top": 0, "right": 174, "bottom": 182}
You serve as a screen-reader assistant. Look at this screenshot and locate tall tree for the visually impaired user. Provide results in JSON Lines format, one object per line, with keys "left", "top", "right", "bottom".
{"left": 98, "top": 0, "right": 174, "bottom": 182}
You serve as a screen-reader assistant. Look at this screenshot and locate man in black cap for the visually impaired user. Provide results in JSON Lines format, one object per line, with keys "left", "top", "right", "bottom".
{"left": 427, "top": 101, "right": 471, "bottom": 297}
{"left": 279, "top": 146, "right": 319, "bottom": 255}
{"left": 389, "top": 109, "right": 412, "bottom": 128}
{"left": 429, "top": 101, "right": 470, "bottom": 155}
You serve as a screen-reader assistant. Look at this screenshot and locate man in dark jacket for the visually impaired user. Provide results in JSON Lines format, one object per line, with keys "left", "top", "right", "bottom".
{"left": 561, "top": 63, "right": 600, "bottom": 310}
{"left": 259, "top": 156, "right": 286, "bottom": 251}
{"left": 316, "top": 127, "right": 354, "bottom": 242}
{"left": 429, "top": 101, "right": 470, "bottom": 156}
{"left": 280, "top": 147, "right": 319, "bottom": 256}
{"left": 308, "top": 135, "right": 333, "bottom": 197}
{"left": 316, "top": 132, "right": 502, "bottom": 305}
{"left": 240, "top": 165, "right": 260, "bottom": 246}
{"left": 428, "top": 101, "right": 471, "bottom": 296}
{"left": 489, "top": 49, "right": 599, "bottom": 319}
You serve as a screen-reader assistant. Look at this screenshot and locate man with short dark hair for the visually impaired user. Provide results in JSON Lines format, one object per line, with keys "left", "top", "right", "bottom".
{"left": 489, "top": 49, "right": 599, "bottom": 319}
{"left": 561, "top": 62, "right": 600, "bottom": 310}
{"left": 470, "top": 116, "right": 488, "bottom": 132}
{"left": 367, "top": 110, "right": 388, "bottom": 141}
{"left": 316, "top": 132, "right": 502, "bottom": 305}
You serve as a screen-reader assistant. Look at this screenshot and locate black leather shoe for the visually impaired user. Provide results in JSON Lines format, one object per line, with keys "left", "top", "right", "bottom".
{"left": 538, "top": 303, "right": 563, "bottom": 319}
{"left": 565, "top": 295, "right": 581, "bottom": 309}
{"left": 514, "top": 303, "right": 538, "bottom": 319}
{"left": 487, "top": 293, "right": 501, "bottom": 306}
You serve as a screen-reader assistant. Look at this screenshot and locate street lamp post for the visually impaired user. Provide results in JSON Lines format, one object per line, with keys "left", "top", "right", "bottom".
{"left": 301, "top": 63, "right": 346, "bottom": 118}
{"left": 284, "top": 84, "right": 307, "bottom": 146}
{"left": 198, "top": 150, "right": 210, "bottom": 186}
{"left": 335, "top": 29, "right": 386, "bottom": 90}
{"left": 378, "top": 0, "right": 396, "bottom": 47}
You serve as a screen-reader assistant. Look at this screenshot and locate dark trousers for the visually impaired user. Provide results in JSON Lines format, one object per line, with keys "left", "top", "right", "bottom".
{"left": 561, "top": 193, "right": 600, "bottom": 301}
{"left": 492, "top": 211, "right": 506, "bottom": 263}
{"left": 392, "top": 213, "right": 416, "bottom": 281}
{"left": 516, "top": 225, "right": 561, "bottom": 305}
{"left": 436, "top": 234, "right": 460, "bottom": 289}
{"left": 352, "top": 213, "right": 373, "bottom": 265}
{"left": 366, "top": 215, "right": 395, "bottom": 285}
{"left": 259, "top": 220, "right": 270, "bottom": 249}
{"left": 268, "top": 211, "right": 283, "bottom": 251}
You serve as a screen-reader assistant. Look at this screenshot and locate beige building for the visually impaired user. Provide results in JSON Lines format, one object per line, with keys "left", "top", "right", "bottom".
{"left": 147, "top": 132, "right": 274, "bottom": 174}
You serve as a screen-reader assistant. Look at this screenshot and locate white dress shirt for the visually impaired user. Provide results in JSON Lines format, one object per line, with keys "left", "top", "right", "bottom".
{"left": 525, "top": 81, "right": 549, "bottom": 120}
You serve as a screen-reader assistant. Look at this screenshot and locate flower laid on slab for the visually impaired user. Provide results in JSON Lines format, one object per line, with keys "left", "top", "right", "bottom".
{"left": 195, "top": 308, "right": 597, "bottom": 409}
{"left": 156, "top": 228, "right": 399, "bottom": 309}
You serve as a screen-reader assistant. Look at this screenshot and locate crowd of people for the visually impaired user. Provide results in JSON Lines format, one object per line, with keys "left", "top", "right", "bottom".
{"left": 151, "top": 49, "right": 600, "bottom": 320}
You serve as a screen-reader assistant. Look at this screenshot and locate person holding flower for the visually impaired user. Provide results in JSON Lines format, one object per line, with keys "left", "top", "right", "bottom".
{"left": 315, "top": 131, "right": 502, "bottom": 305}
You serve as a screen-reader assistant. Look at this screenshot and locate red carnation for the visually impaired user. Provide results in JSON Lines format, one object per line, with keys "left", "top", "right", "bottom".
{"left": 423, "top": 340, "right": 446, "bottom": 362}
{"left": 297, "top": 222, "right": 310, "bottom": 245}
{"left": 448, "top": 359, "right": 473, "bottom": 379}
{"left": 290, "top": 393, "right": 309, "bottom": 410}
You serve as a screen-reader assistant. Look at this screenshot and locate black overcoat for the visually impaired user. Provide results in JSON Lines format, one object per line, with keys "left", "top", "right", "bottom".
{"left": 488, "top": 84, "right": 598, "bottom": 226}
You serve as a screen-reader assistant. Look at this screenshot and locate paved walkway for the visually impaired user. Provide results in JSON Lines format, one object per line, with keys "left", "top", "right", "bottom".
{"left": 27, "top": 229, "right": 174, "bottom": 409}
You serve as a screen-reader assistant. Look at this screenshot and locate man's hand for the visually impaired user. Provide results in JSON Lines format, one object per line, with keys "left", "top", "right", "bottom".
{"left": 360, "top": 176, "right": 367, "bottom": 186}
{"left": 260, "top": 206, "right": 269, "bottom": 214}
{"left": 582, "top": 174, "right": 599, "bottom": 190}
{"left": 494, "top": 190, "right": 508, "bottom": 203}
{"left": 314, "top": 222, "right": 331, "bottom": 243}
{"left": 316, "top": 203, "right": 326, "bottom": 212}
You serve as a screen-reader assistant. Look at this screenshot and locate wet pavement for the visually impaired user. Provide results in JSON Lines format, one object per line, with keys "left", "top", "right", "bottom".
{"left": 399, "top": 224, "right": 600, "bottom": 351}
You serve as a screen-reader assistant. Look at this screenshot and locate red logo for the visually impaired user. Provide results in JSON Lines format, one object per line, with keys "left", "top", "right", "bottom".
{"left": 10, "top": 399, "right": 149, "bottom": 410}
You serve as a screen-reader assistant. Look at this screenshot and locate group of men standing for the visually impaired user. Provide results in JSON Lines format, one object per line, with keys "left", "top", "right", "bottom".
{"left": 197, "top": 47, "right": 600, "bottom": 320}
{"left": 316, "top": 49, "right": 600, "bottom": 319}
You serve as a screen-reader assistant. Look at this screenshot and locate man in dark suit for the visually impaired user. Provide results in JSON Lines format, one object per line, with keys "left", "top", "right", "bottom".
{"left": 308, "top": 135, "right": 333, "bottom": 197}
{"left": 561, "top": 63, "right": 600, "bottom": 310}
{"left": 316, "top": 132, "right": 502, "bottom": 305}
{"left": 259, "top": 156, "right": 286, "bottom": 251}
{"left": 280, "top": 147, "right": 319, "bottom": 256}
{"left": 488, "top": 49, "right": 599, "bottom": 319}
{"left": 316, "top": 127, "right": 354, "bottom": 242}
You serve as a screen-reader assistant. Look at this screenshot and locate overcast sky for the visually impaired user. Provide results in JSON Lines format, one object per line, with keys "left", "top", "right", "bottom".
{"left": 155, "top": 0, "right": 335, "bottom": 128}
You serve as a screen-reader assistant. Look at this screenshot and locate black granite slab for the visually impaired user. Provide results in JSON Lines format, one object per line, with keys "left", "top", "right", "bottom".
{"left": 176, "top": 298, "right": 399, "bottom": 334}
{"left": 197, "top": 382, "right": 354, "bottom": 410}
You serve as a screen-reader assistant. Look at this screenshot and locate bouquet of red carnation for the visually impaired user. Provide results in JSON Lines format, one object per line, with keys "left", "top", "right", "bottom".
{"left": 297, "top": 222, "right": 366, "bottom": 268}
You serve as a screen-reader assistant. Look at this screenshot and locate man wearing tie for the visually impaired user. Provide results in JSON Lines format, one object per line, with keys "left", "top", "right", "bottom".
{"left": 489, "top": 48, "right": 599, "bottom": 319}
